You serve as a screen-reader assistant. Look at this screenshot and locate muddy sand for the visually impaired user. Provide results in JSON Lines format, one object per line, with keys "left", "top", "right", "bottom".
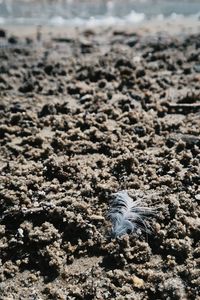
{"left": 0, "top": 20, "right": 200, "bottom": 299}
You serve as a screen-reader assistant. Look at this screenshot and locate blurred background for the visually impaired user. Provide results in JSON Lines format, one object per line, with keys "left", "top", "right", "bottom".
{"left": 0, "top": 0, "right": 200, "bottom": 27}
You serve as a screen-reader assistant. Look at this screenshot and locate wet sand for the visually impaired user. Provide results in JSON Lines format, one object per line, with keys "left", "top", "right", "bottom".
{"left": 0, "top": 19, "right": 200, "bottom": 299}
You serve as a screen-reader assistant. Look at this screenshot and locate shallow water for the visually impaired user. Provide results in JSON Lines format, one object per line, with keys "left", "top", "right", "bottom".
{"left": 0, "top": 0, "right": 200, "bottom": 26}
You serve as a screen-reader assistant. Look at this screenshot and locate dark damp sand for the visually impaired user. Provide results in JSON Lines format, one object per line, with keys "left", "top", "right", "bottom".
{"left": 0, "top": 19, "right": 200, "bottom": 299}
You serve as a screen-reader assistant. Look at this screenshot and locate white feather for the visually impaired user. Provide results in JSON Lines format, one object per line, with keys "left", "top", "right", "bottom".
{"left": 108, "top": 190, "right": 154, "bottom": 238}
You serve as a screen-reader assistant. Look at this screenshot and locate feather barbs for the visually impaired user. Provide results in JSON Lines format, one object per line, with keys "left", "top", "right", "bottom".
{"left": 107, "top": 190, "right": 155, "bottom": 238}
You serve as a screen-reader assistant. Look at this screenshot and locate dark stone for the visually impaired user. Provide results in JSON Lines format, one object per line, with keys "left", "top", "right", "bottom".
{"left": 126, "top": 37, "right": 138, "bottom": 47}
{"left": 19, "top": 82, "right": 34, "bottom": 93}
{"left": 38, "top": 104, "right": 57, "bottom": 117}
{"left": 8, "top": 36, "right": 18, "bottom": 44}
{"left": 58, "top": 69, "right": 67, "bottom": 76}
{"left": 44, "top": 65, "right": 54, "bottom": 75}
{"left": 98, "top": 80, "right": 106, "bottom": 88}
{"left": 67, "top": 84, "right": 79, "bottom": 95}
{"left": 81, "top": 44, "right": 93, "bottom": 54}
{"left": 136, "top": 68, "right": 145, "bottom": 78}
{"left": 0, "top": 29, "right": 6, "bottom": 38}
{"left": 167, "top": 64, "right": 176, "bottom": 71}
{"left": 105, "top": 72, "right": 116, "bottom": 81}
{"left": 134, "top": 125, "right": 146, "bottom": 137}
{"left": 183, "top": 66, "right": 191, "bottom": 75}
{"left": 52, "top": 37, "right": 73, "bottom": 43}
{"left": 26, "top": 37, "right": 33, "bottom": 45}
{"left": 115, "top": 58, "right": 133, "bottom": 69}
{"left": 32, "top": 68, "right": 43, "bottom": 76}
{"left": 47, "top": 89, "right": 55, "bottom": 96}
{"left": 10, "top": 103, "right": 26, "bottom": 113}
{"left": 129, "top": 93, "right": 142, "bottom": 101}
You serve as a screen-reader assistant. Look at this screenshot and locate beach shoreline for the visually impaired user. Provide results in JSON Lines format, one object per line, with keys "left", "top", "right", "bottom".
{"left": 1, "top": 16, "right": 200, "bottom": 38}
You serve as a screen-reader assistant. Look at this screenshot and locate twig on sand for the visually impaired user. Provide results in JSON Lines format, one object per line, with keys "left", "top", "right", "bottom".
{"left": 167, "top": 102, "right": 200, "bottom": 113}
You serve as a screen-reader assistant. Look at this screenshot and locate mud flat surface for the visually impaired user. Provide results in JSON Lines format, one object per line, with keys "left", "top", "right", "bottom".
{"left": 0, "top": 22, "right": 200, "bottom": 299}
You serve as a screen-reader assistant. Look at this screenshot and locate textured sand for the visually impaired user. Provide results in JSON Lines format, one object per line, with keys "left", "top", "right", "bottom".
{"left": 0, "top": 20, "right": 200, "bottom": 299}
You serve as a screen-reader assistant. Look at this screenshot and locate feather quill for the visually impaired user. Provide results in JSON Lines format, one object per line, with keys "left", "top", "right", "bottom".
{"left": 108, "top": 190, "right": 155, "bottom": 238}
